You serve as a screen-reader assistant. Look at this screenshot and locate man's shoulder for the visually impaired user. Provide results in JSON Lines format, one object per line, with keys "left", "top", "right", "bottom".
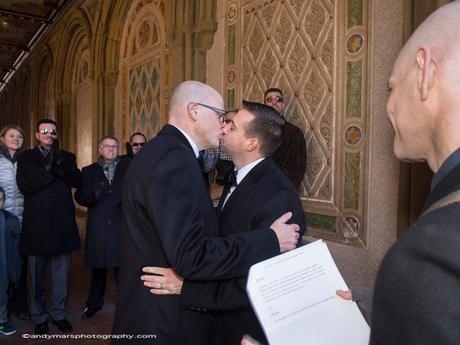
{"left": 285, "top": 121, "right": 304, "bottom": 135}
{"left": 81, "top": 162, "right": 99, "bottom": 172}
{"left": 257, "top": 159, "right": 298, "bottom": 190}
{"left": 60, "top": 150, "right": 76, "bottom": 159}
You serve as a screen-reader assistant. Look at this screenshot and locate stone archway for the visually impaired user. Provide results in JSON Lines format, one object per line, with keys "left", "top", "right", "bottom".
{"left": 55, "top": 10, "right": 93, "bottom": 165}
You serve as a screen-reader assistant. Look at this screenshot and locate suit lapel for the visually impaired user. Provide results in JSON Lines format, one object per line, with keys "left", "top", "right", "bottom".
{"left": 220, "top": 158, "right": 272, "bottom": 217}
{"left": 157, "top": 124, "right": 196, "bottom": 157}
{"left": 30, "top": 147, "right": 47, "bottom": 166}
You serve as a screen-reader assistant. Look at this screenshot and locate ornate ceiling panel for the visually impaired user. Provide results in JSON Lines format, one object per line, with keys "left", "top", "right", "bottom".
{"left": 0, "top": 0, "right": 71, "bottom": 91}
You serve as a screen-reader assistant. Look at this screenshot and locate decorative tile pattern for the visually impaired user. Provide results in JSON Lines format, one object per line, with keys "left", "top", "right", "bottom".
{"left": 341, "top": 215, "right": 360, "bottom": 238}
{"left": 344, "top": 125, "right": 362, "bottom": 145}
{"left": 347, "top": 0, "right": 363, "bottom": 28}
{"left": 307, "top": 212, "right": 337, "bottom": 233}
{"left": 344, "top": 152, "right": 360, "bottom": 210}
{"left": 346, "top": 60, "right": 362, "bottom": 118}
{"left": 228, "top": 25, "right": 236, "bottom": 65}
{"left": 225, "top": 0, "right": 369, "bottom": 247}
{"left": 129, "top": 60, "right": 161, "bottom": 139}
{"left": 346, "top": 33, "right": 364, "bottom": 55}
{"left": 122, "top": 1, "right": 166, "bottom": 140}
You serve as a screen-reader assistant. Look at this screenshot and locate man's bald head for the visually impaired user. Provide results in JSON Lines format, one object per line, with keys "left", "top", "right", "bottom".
{"left": 387, "top": 2, "right": 460, "bottom": 172}
{"left": 169, "top": 81, "right": 222, "bottom": 120}
{"left": 398, "top": 1, "right": 460, "bottom": 70}
{"left": 167, "top": 80, "right": 225, "bottom": 150}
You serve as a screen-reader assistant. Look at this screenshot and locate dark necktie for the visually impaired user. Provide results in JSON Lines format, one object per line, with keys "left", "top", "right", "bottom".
{"left": 227, "top": 170, "right": 238, "bottom": 188}
{"left": 197, "top": 150, "right": 205, "bottom": 169}
{"left": 220, "top": 170, "right": 238, "bottom": 210}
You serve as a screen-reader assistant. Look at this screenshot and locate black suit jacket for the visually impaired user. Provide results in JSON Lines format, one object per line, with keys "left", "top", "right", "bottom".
{"left": 370, "top": 162, "right": 460, "bottom": 345}
{"left": 16, "top": 147, "right": 81, "bottom": 256}
{"left": 179, "top": 158, "right": 306, "bottom": 345}
{"left": 112, "top": 125, "right": 281, "bottom": 345}
{"left": 74, "top": 158, "right": 129, "bottom": 268}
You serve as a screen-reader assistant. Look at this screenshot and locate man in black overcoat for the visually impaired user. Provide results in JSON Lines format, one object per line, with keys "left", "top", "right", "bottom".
{"left": 263, "top": 88, "right": 307, "bottom": 189}
{"left": 112, "top": 81, "right": 300, "bottom": 345}
{"left": 142, "top": 101, "right": 307, "bottom": 345}
{"left": 369, "top": 3, "right": 460, "bottom": 344}
{"left": 75, "top": 136, "right": 129, "bottom": 319}
{"left": 16, "top": 119, "right": 81, "bottom": 335}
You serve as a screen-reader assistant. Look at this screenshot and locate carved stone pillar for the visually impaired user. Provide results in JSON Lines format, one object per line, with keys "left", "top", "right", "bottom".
{"left": 54, "top": 92, "right": 72, "bottom": 150}
{"left": 166, "top": 0, "right": 217, "bottom": 89}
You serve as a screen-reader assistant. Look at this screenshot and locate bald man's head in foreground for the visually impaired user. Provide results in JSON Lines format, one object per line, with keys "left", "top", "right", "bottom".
{"left": 387, "top": 1, "right": 460, "bottom": 172}
{"left": 168, "top": 80, "right": 226, "bottom": 150}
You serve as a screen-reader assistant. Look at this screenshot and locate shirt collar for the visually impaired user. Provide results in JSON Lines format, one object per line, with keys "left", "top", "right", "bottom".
{"left": 38, "top": 145, "right": 51, "bottom": 156}
{"left": 173, "top": 125, "right": 199, "bottom": 158}
{"left": 235, "top": 157, "right": 265, "bottom": 185}
{"left": 431, "top": 147, "right": 460, "bottom": 190}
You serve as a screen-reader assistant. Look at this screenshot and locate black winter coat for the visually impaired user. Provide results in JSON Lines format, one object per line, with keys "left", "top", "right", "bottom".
{"left": 74, "top": 158, "right": 129, "bottom": 268}
{"left": 16, "top": 147, "right": 81, "bottom": 256}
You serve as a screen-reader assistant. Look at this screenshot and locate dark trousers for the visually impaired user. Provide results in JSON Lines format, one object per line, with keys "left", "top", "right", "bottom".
{"left": 86, "top": 267, "right": 118, "bottom": 311}
{"left": 28, "top": 254, "right": 71, "bottom": 324}
{"left": 8, "top": 256, "right": 29, "bottom": 315}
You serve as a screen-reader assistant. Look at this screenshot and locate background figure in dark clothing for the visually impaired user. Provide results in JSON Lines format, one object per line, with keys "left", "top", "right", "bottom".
{"left": 264, "top": 88, "right": 307, "bottom": 189}
{"left": 75, "top": 136, "right": 129, "bottom": 319}
{"left": 16, "top": 118, "right": 81, "bottom": 335}
{"left": 124, "top": 132, "right": 147, "bottom": 159}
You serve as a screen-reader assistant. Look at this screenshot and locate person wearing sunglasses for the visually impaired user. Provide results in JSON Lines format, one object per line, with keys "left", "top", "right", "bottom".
{"left": 75, "top": 136, "right": 130, "bottom": 320}
{"left": 16, "top": 118, "right": 81, "bottom": 335}
{"left": 112, "top": 81, "right": 300, "bottom": 345}
{"left": 264, "top": 88, "right": 307, "bottom": 189}
{"left": 125, "top": 132, "right": 147, "bottom": 159}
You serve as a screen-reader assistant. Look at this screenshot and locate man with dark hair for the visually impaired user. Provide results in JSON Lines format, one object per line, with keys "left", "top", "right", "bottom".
{"left": 16, "top": 118, "right": 81, "bottom": 335}
{"left": 75, "top": 136, "right": 129, "bottom": 319}
{"left": 125, "top": 132, "right": 147, "bottom": 158}
{"left": 264, "top": 88, "right": 307, "bottom": 189}
{"left": 142, "top": 100, "right": 306, "bottom": 345}
{"left": 112, "top": 81, "right": 300, "bottom": 345}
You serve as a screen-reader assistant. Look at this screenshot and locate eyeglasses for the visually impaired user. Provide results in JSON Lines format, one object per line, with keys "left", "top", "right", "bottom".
{"left": 131, "top": 142, "right": 145, "bottom": 147}
{"left": 39, "top": 128, "right": 57, "bottom": 135}
{"left": 100, "top": 144, "right": 118, "bottom": 150}
{"left": 196, "top": 103, "right": 226, "bottom": 124}
{"left": 264, "top": 96, "right": 283, "bottom": 104}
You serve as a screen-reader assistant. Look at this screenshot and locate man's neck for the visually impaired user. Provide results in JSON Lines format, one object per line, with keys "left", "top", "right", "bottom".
{"left": 234, "top": 154, "right": 264, "bottom": 170}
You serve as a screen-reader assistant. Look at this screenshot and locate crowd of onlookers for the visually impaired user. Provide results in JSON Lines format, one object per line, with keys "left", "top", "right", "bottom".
{"left": 0, "top": 122, "right": 150, "bottom": 336}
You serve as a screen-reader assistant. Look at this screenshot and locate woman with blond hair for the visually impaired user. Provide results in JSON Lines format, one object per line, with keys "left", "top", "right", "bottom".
{"left": 0, "top": 124, "right": 29, "bottom": 324}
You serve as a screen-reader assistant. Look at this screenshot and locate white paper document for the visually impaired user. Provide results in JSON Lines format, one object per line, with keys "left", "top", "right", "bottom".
{"left": 247, "top": 240, "right": 370, "bottom": 345}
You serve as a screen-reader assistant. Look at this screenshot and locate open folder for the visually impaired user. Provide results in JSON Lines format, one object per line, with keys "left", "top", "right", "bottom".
{"left": 246, "top": 240, "right": 370, "bottom": 345}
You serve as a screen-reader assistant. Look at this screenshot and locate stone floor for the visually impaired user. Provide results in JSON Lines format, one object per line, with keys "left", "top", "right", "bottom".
{"left": 1, "top": 216, "right": 117, "bottom": 344}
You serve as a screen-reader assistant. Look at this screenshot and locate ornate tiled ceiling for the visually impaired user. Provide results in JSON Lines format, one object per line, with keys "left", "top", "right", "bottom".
{"left": 0, "top": 0, "right": 71, "bottom": 91}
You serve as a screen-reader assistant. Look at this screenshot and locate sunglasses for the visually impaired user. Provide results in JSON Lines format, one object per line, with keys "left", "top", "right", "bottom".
{"left": 131, "top": 142, "right": 145, "bottom": 147}
{"left": 196, "top": 103, "right": 226, "bottom": 124}
{"left": 264, "top": 96, "right": 283, "bottom": 104}
{"left": 39, "top": 128, "right": 57, "bottom": 135}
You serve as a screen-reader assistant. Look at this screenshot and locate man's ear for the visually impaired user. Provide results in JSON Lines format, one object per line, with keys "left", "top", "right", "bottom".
{"left": 35, "top": 132, "right": 40, "bottom": 142}
{"left": 416, "top": 46, "right": 436, "bottom": 101}
{"left": 246, "top": 137, "right": 258, "bottom": 152}
{"left": 187, "top": 102, "right": 199, "bottom": 121}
